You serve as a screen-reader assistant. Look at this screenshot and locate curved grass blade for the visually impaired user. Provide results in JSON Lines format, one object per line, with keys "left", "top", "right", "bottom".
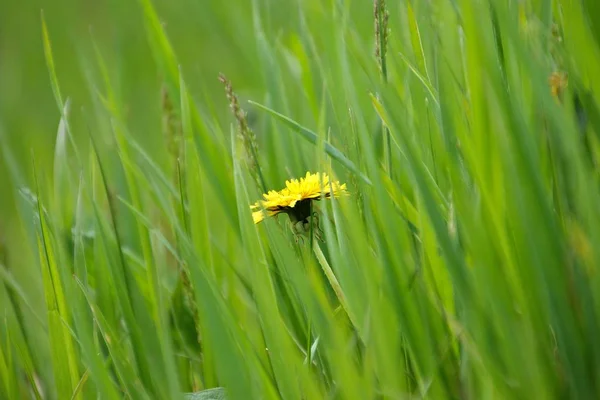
{"left": 185, "top": 387, "right": 227, "bottom": 400}
{"left": 248, "top": 101, "right": 371, "bottom": 185}
{"left": 41, "top": 11, "right": 63, "bottom": 110}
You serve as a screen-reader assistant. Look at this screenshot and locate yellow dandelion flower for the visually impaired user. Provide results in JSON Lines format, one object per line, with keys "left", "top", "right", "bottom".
{"left": 251, "top": 172, "right": 347, "bottom": 226}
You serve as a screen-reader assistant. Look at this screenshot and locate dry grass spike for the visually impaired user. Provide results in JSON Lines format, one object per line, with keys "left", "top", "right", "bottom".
{"left": 219, "top": 73, "right": 266, "bottom": 192}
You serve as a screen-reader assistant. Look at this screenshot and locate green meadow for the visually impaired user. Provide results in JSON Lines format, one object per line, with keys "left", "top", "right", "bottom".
{"left": 1, "top": 0, "right": 600, "bottom": 398}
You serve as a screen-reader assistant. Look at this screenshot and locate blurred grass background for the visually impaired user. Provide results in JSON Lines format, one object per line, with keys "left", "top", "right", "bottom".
{"left": 2, "top": 0, "right": 600, "bottom": 398}
{"left": 0, "top": 0, "right": 276, "bottom": 334}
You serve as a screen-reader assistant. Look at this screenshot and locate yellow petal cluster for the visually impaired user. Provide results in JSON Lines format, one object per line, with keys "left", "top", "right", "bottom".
{"left": 251, "top": 172, "right": 347, "bottom": 224}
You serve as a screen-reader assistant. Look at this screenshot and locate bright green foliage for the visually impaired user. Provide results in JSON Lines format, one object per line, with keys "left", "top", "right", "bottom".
{"left": 1, "top": 0, "right": 600, "bottom": 399}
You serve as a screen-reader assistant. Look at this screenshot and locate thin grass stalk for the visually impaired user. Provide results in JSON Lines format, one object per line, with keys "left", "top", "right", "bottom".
{"left": 163, "top": 85, "right": 204, "bottom": 366}
{"left": 374, "top": 0, "right": 392, "bottom": 176}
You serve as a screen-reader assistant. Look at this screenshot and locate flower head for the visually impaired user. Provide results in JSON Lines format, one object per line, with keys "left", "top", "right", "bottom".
{"left": 251, "top": 172, "right": 347, "bottom": 225}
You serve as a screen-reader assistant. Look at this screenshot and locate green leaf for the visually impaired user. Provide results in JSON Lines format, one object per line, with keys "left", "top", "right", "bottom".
{"left": 184, "top": 387, "right": 227, "bottom": 400}
{"left": 41, "top": 11, "right": 63, "bottom": 110}
{"left": 31, "top": 155, "right": 81, "bottom": 399}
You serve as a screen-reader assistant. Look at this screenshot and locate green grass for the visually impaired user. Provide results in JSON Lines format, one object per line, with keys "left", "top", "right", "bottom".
{"left": 2, "top": 0, "right": 600, "bottom": 398}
